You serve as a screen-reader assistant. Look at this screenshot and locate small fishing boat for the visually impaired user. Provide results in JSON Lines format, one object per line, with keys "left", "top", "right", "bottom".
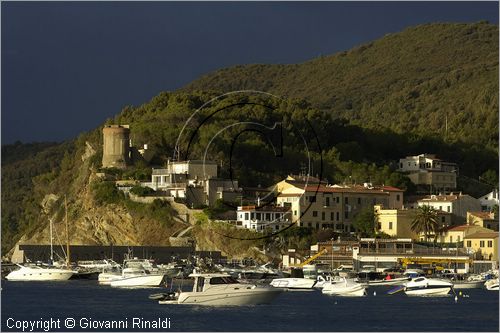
{"left": 155, "top": 273, "right": 282, "bottom": 305}
{"left": 322, "top": 277, "right": 366, "bottom": 296}
{"left": 98, "top": 269, "right": 123, "bottom": 285}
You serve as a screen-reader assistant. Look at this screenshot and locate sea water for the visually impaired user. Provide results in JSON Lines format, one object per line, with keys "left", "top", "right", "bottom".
{"left": 1, "top": 280, "right": 499, "bottom": 332}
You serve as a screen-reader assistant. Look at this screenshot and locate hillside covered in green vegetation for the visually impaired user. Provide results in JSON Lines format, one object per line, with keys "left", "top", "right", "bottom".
{"left": 2, "top": 22, "right": 498, "bottom": 256}
{"left": 184, "top": 22, "right": 499, "bottom": 156}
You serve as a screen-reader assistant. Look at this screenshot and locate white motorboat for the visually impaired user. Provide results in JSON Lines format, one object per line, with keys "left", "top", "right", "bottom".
{"left": 451, "top": 280, "right": 485, "bottom": 289}
{"left": 110, "top": 267, "right": 165, "bottom": 287}
{"left": 357, "top": 271, "right": 409, "bottom": 286}
{"left": 322, "top": 277, "right": 366, "bottom": 296}
{"left": 121, "top": 258, "right": 161, "bottom": 273}
{"left": 485, "top": 278, "right": 499, "bottom": 291}
{"left": 78, "top": 259, "right": 120, "bottom": 271}
{"left": 270, "top": 268, "right": 316, "bottom": 290}
{"left": 98, "top": 272, "right": 122, "bottom": 284}
{"left": 5, "top": 264, "right": 75, "bottom": 281}
{"left": 270, "top": 277, "right": 316, "bottom": 289}
{"left": 98, "top": 268, "right": 123, "bottom": 285}
{"left": 365, "top": 276, "right": 410, "bottom": 286}
{"left": 314, "top": 275, "right": 332, "bottom": 289}
{"left": 156, "top": 273, "right": 282, "bottom": 305}
{"left": 404, "top": 277, "right": 453, "bottom": 296}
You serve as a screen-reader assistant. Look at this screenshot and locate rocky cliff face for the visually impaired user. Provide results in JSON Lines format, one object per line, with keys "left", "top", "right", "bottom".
{"left": 10, "top": 142, "right": 175, "bottom": 255}
{"left": 6, "top": 139, "right": 271, "bottom": 263}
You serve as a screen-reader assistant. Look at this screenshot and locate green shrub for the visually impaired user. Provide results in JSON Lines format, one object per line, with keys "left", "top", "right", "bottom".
{"left": 92, "top": 181, "right": 124, "bottom": 205}
{"left": 130, "top": 185, "right": 155, "bottom": 197}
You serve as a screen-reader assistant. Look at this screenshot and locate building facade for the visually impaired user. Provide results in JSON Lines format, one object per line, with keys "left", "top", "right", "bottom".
{"left": 464, "top": 231, "right": 499, "bottom": 261}
{"left": 375, "top": 205, "right": 452, "bottom": 240}
{"left": 417, "top": 193, "right": 481, "bottom": 224}
{"left": 398, "top": 154, "right": 457, "bottom": 191}
{"left": 146, "top": 160, "right": 240, "bottom": 207}
{"left": 438, "top": 225, "right": 492, "bottom": 244}
{"left": 276, "top": 180, "right": 404, "bottom": 232}
{"left": 467, "top": 212, "right": 498, "bottom": 231}
{"left": 236, "top": 205, "right": 292, "bottom": 232}
{"left": 479, "top": 189, "right": 499, "bottom": 212}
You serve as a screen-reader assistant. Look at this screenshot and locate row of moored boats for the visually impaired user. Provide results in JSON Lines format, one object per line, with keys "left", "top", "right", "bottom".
{"left": 5, "top": 260, "right": 498, "bottom": 306}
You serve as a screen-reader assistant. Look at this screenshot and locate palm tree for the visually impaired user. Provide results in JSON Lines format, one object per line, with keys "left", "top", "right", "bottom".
{"left": 411, "top": 205, "right": 439, "bottom": 242}
{"left": 467, "top": 214, "right": 479, "bottom": 226}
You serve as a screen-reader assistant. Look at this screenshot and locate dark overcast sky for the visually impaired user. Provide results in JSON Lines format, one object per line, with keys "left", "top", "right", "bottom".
{"left": 2, "top": 1, "right": 499, "bottom": 144}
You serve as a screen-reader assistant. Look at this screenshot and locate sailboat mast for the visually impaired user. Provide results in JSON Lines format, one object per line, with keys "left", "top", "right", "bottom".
{"left": 49, "top": 218, "right": 54, "bottom": 264}
{"left": 65, "top": 195, "right": 71, "bottom": 267}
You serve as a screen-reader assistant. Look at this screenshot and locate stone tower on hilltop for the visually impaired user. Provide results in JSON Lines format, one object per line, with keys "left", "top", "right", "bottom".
{"left": 102, "top": 125, "right": 130, "bottom": 169}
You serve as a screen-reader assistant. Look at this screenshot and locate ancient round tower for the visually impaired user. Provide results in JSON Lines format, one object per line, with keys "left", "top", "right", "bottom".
{"left": 101, "top": 125, "right": 130, "bottom": 169}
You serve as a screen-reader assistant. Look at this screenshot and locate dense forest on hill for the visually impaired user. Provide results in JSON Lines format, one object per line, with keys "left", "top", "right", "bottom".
{"left": 1, "top": 141, "right": 77, "bottom": 253}
{"left": 2, "top": 22, "right": 498, "bottom": 255}
{"left": 184, "top": 22, "right": 499, "bottom": 155}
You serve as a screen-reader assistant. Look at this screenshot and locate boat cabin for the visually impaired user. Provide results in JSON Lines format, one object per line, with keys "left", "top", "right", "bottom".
{"left": 122, "top": 267, "right": 147, "bottom": 277}
{"left": 190, "top": 273, "right": 242, "bottom": 292}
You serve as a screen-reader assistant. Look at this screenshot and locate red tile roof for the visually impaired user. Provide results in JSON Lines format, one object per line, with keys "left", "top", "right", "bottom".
{"left": 464, "top": 232, "right": 499, "bottom": 239}
{"left": 446, "top": 225, "right": 472, "bottom": 232}
{"left": 419, "top": 194, "right": 471, "bottom": 202}
{"left": 303, "top": 185, "right": 400, "bottom": 194}
{"left": 381, "top": 186, "right": 404, "bottom": 192}
{"left": 469, "top": 211, "right": 496, "bottom": 220}
{"left": 237, "top": 205, "right": 290, "bottom": 212}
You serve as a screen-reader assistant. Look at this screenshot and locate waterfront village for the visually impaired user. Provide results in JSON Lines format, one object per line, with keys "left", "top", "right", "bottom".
{"left": 5, "top": 125, "right": 499, "bottom": 296}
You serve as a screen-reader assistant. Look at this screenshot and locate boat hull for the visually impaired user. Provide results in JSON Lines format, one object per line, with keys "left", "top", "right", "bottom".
{"left": 161, "top": 288, "right": 282, "bottom": 305}
{"left": 365, "top": 277, "right": 409, "bottom": 286}
{"left": 5, "top": 269, "right": 74, "bottom": 281}
{"left": 452, "top": 281, "right": 485, "bottom": 289}
{"left": 270, "top": 278, "right": 316, "bottom": 289}
{"left": 98, "top": 272, "right": 122, "bottom": 285}
{"left": 322, "top": 281, "right": 366, "bottom": 296}
{"left": 485, "top": 278, "right": 499, "bottom": 291}
{"left": 322, "top": 286, "right": 366, "bottom": 296}
{"left": 405, "top": 287, "right": 451, "bottom": 296}
{"left": 110, "top": 274, "right": 165, "bottom": 287}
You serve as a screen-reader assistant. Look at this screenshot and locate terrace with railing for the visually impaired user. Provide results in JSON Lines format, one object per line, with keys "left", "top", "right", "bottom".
{"left": 358, "top": 240, "right": 469, "bottom": 256}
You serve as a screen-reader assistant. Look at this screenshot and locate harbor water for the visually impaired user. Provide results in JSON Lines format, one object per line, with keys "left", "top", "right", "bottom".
{"left": 1, "top": 280, "right": 499, "bottom": 332}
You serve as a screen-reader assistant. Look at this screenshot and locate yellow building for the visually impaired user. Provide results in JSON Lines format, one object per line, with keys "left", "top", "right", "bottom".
{"left": 467, "top": 212, "right": 498, "bottom": 231}
{"left": 438, "top": 225, "right": 492, "bottom": 244}
{"left": 464, "top": 231, "right": 499, "bottom": 261}
{"left": 375, "top": 205, "right": 452, "bottom": 240}
{"left": 276, "top": 177, "right": 403, "bottom": 232}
